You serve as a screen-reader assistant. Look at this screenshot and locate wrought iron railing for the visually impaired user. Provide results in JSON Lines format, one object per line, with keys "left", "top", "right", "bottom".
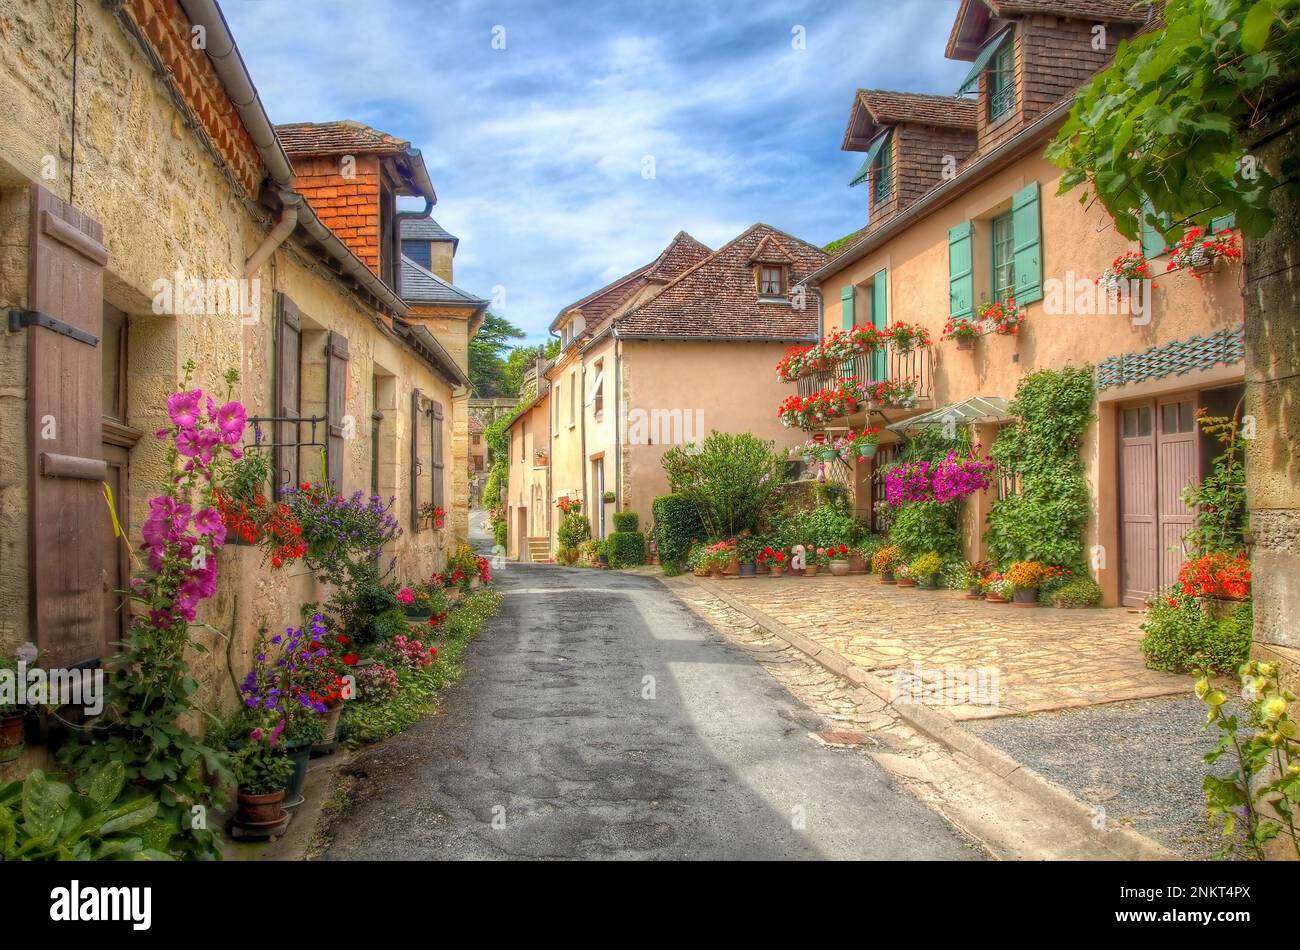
{"left": 793, "top": 344, "right": 933, "bottom": 403}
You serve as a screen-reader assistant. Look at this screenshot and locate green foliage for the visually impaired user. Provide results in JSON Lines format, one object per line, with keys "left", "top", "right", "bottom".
{"left": 557, "top": 513, "right": 592, "bottom": 549}
{"left": 219, "top": 451, "right": 274, "bottom": 504}
{"left": 606, "top": 531, "right": 647, "bottom": 568}
{"left": 910, "top": 551, "right": 944, "bottom": 578}
{"left": 1182, "top": 410, "right": 1248, "bottom": 554}
{"left": 612, "top": 511, "right": 639, "bottom": 532}
{"left": 469, "top": 312, "right": 526, "bottom": 397}
{"left": 1141, "top": 596, "right": 1253, "bottom": 674}
{"left": 986, "top": 367, "right": 1095, "bottom": 568}
{"left": 1047, "top": 0, "right": 1300, "bottom": 241}
{"left": 230, "top": 742, "right": 294, "bottom": 796}
{"left": 823, "top": 228, "right": 865, "bottom": 255}
{"left": 780, "top": 504, "right": 861, "bottom": 548}
{"left": 661, "top": 431, "right": 786, "bottom": 539}
{"left": 493, "top": 517, "right": 507, "bottom": 548}
{"left": 652, "top": 494, "right": 702, "bottom": 569}
{"left": 1051, "top": 576, "right": 1104, "bottom": 608}
{"left": 888, "top": 502, "right": 960, "bottom": 558}
{"left": 0, "top": 763, "right": 172, "bottom": 861}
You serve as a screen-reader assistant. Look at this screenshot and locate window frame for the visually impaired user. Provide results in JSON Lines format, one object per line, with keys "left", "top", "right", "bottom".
{"left": 987, "top": 41, "right": 1016, "bottom": 122}
{"left": 990, "top": 211, "right": 1016, "bottom": 301}
{"left": 759, "top": 266, "right": 784, "bottom": 297}
{"left": 872, "top": 138, "right": 893, "bottom": 204}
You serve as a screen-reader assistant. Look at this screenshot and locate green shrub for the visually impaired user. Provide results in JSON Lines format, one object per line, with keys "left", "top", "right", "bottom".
{"left": 1141, "top": 596, "right": 1252, "bottom": 674}
{"left": 781, "top": 504, "right": 860, "bottom": 548}
{"left": 888, "top": 502, "right": 959, "bottom": 558}
{"left": 557, "top": 513, "right": 591, "bottom": 549}
{"left": 606, "top": 531, "right": 647, "bottom": 568}
{"left": 652, "top": 494, "right": 702, "bottom": 568}
{"left": 910, "top": 551, "right": 944, "bottom": 578}
{"left": 492, "top": 517, "right": 506, "bottom": 548}
{"left": 661, "top": 431, "right": 786, "bottom": 538}
{"left": 612, "top": 511, "right": 639, "bottom": 532}
{"left": 1050, "top": 576, "right": 1103, "bottom": 608}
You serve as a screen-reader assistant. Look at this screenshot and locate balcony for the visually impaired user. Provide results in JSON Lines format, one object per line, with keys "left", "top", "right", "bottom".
{"left": 791, "top": 344, "right": 933, "bottom": 430}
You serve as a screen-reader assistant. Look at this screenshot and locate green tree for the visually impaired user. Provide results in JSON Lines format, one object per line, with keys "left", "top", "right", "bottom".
{"left": 1047, "top": 0, "right": 1300, "bottom": 241}
{"left": 469, "top": 312, "right": 526, "bottom": 397}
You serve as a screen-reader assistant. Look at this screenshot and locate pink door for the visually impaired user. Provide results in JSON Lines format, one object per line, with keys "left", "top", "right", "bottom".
{"left": 1119, "top": 397, "right": 1199, "bottom": 607}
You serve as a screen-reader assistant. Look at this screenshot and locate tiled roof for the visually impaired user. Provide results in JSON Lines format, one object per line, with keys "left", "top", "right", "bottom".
{"left": 401, "top": 217, "right": 458, "bottom": 243}
{"left": 276, "top": 120, "right": 412, "bottom": 156}
{"left": 400, "top": 255, "right": 486, "bottom": 307}
{"left": 551, "top": 231, "right": 712, "bottom": 332}
{"left": 991, "top": 0, "right": 1147, "bottom": 20}
{"left": 469, "top": 416, "right": 485, "bottom": 434}
{"left": 1095, "top": 325, "right": 1245, "bottom": 391}
{"left": 859, "top": 90, "right": 978, "bottom": 130}
{"left": 615, "top": 224, "right": 828, "bottom": 341}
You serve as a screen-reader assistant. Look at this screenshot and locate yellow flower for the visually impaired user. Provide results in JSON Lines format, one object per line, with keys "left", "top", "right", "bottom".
{"left": 1262, "top": 696, "right": 1287, "bottom": 722}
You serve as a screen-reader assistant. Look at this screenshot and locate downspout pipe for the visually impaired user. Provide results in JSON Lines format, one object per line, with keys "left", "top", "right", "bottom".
{"left": 397, "top": 198, "right": 434, "bottom": 223}
{"left": 244, "top": 196, "right": 297, "bottom": 278}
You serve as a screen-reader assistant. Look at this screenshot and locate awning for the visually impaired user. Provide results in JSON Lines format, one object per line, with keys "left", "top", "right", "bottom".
{"left": 886, "top": 395, "right": 1013, "bottom": 432}
{"left": 849, "top": 130, "right": 891, "bottom": 187}
{"left": 956, "top": 27, "right": 1012, "bottom": 95}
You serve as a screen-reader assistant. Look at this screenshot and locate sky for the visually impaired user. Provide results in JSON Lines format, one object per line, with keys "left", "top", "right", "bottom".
{"left": 222, "top": 0, "right": 970, "bottom": 345}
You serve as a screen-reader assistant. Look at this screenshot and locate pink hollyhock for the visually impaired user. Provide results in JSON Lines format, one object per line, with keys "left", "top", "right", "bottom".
{"left": 166, "top": 389, "right": 204, "bottom": 429}
{"left": 215, "top": 401, "right": 247, "bottom": 445}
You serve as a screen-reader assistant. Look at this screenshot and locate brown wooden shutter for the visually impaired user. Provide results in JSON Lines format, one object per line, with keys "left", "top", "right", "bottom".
{"left": 273, "top": 293, "right": 301, "bottom": 495}
{"left": 430, "top": 400, "right": 444, "bottom": 510}
{"left": 326, "top": 330, "right": 349, "bottom": 490}
{"left": 409, "top": 388, "right": 422, "bottom": 532}
{"left": 25, "top": 186, "right": 108, "bottom": 667}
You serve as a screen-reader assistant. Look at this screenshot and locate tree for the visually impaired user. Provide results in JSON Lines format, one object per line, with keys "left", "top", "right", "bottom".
{"left": 1047, "top": 0, "right": 1300, "bottom": 241}
{"left": 468, "top": 312, "right": 525, "bottom": 397}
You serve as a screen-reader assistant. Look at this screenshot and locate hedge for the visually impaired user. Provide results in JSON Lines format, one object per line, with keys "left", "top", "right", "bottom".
{"left": 612, "top": 511, "right": 639, "bottom": 532}
{"left": 652, "top": 494, "right": 701, "bottom": 567}
{"left": 557, "top": 513, "right": 591, "bottom": 549}
{"left": 606, "top": 531, "right": 646, "bottom": 568}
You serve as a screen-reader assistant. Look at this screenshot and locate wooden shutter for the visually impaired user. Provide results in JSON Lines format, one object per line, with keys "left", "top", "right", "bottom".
{"left": 430, "top": 400, "right": 445, "bottom": 510}
{"left": 948, "top": 220, "right": 973, "bottom": 318}
{"left": 1011, "top": 182, "right": 1042, "bottom": 305}
{"left": 1139, "top": 196, "right": 1168, "bottom": 259}
{"left": 326, "top": 331, "right": 349, "bottom": 491}
{"left": 26, "top": 186, "right": 108, "bottom": 667}
{"left": 273, "top": 293, "right": 300, "bottom": 495}
{"left": 1209, "top": 212, "right": 1236, "bottom": 234}
{"left": 839, "top": 284, "right": 855, "bottom": 332}
{"left": 871, "top": 269, "right": 888, "bottom": 383}
{"left": 409, "top": 388, "right": 422, "bottom": 532}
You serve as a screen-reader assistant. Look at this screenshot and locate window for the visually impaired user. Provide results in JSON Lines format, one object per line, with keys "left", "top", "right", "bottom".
{"left": 370, "top": 379, "right": 382, "bottom": 498}
{"left": 873, "top": 138, "right": 893, "bottom": 204}
{"left": 988, "top": 41, "right": 1015, "bottom": 122}
{"left": 102, "top": 302, "right": 126, "bottom": 422}
{"left": 591, "top": 360, "right": 605, "bottom": 416}
{"left": 568, "top": 371, "right": 576, "bottom": 426}
{"left": 991, "top": 212, "right": 1015, "bottom": 300}
{"left": 473, "top": 433, "right": 481, "bottom": 446}
{"left": 1122, "top": 405, "right": 1154, "bottom": 438}
{"left": 759, "top": 267, "right": 783, "bottom": 296}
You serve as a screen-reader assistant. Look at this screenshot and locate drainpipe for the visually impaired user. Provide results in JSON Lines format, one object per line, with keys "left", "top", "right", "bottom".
{"left": 396, "top": 199, "right": 434, "bottom": 224}
{"left": 613, "top": 335, "right": 621, "bottom": 513}
{"left": 244, "top": 195, "right": 298, "bottom": 278}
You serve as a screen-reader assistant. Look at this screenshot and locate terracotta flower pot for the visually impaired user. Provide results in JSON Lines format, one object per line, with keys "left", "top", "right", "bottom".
{"left": 828, "top": 560, "right": 850, "bottom": 576}
{"left": 881, "top": 573, "right": 896, "bottom": 585}
{"left": 0, "top": 712, "right": 24, "bottom": 752}
{"left": 965, "top": 586, "right": 984, "bottom": 600}
{"left": 955, "top": 336, "right": 975, "bottom": 351}
{"left": 917, "top": 574, "right": 940, "bottom": 589}
{"left": 896, "top": 577, "right": 917, "bottom": 588}
{"left": 768, "top": 564, "right": 785, "bottom": 577}
{"left": 1012, "top": 587, "right": 1040, "bottom": 606}
{"left": 804, "top": 564, "right": 821, "bottom": 577}
{"left": 1198, "top": 596, "right": 1243, "bottom": 620}
{"left": 320, "top": 704, "right": 343, "bottom": 743}
{"left": 723, "top": 556, "right": 740, "bottom": 576}
{"left": 237, "top": 789, "right": 287, "bottom": 826}
{"left": 708, "top": 567, "right": 724, "bottom": 580}
{"left": 985, "top": 592, "right": 1008, "bottom": 604}
{"left": 848, "top": 554, "right": 867, "bottom": 574}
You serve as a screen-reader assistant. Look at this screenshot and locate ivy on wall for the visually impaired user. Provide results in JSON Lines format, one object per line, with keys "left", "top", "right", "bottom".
{"left": 985, "top": 366, "right": 1096, "bottom": 568}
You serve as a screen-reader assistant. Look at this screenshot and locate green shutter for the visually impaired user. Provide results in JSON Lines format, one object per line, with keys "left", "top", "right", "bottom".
{"left": 870, "top": 269, "right": 888, "bottom": 383}
{"left": 948, "top": 221, "right": 973, "bottom": 318}
{"left": 1209, "top": 211, "right": 1236, "bottom": 233}
{"left": 1011, "top": 182, "right": 1042, "bottom": 305}
{"left": 1139, "top": 196, "right": 1168, "bottom": 258}
{"left": 840, "top": 284, "right": 855, "bottom": 332}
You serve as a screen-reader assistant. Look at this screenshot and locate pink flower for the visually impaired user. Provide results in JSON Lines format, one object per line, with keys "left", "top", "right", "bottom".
{"left": 215, "top": 401, "right": 247, "bottom": 445}
{"left": 166, "top": 389, "right": 204, "bottom": 429}
{"left": 193, "top": 506, "right": 226, "bottom": 543}
{"left": 396, "top": 587, "right": 415, "bottom": 605}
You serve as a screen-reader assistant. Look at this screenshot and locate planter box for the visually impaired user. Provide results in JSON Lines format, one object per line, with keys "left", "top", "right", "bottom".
{"left": 828, "top": 561, "right": 851, "bottom": 576}
{"left": 896, "top": 578, "right": 917, "bottom": 588}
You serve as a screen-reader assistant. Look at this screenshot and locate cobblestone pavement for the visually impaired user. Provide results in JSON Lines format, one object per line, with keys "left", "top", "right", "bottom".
{"left": 699, "top": 574, "right": 1185, "bottom": 720}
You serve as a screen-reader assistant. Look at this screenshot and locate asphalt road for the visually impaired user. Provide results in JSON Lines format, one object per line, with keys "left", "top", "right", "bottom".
{"left": 323, "top": 547, "right": 980, "bottom": 860}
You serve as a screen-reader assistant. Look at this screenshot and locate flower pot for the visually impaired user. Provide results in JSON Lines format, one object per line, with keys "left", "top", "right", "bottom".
{"left": 917, "top": 574, "right": 940, "bottom": 589}
{"left": 470, "top": 576, "right": 482, "bottom": 590}
{"left": 955, "top": 336, "right": 975, "bottom": 351}
{"left": 828, "top": 560, "right": 850, "bottom": 576}
{"left": 965, "top": 586, "right": 984, "bottom": 600}
{"left": 858, "top": 443, "right": 877, "bottom": 459}
{"left": 848, "top": 554, "right": 867, "bottom": 574}
{"left": 896, "top": 577, "right": 917, "bottom": 588}
{"left": 881, "top": 572, "right": 896, "bottom": 585}
{"left": 708, "top": 567, "right": 724, "bottom": 580}
{"left": 1012, "top": 587, "right": 1040, "bottom": 606}
{"left": 985, "top": 592, "right": 1008, "bottom": 604}
{"left": 723, "top": 556, "right": 740, "bottom": 576}
{"left": 804, "top": 564, "right": 821, "bottom": 577}
{"left": 768, "top": 564, "right": 785, "bottom": 578}
{"left": 314, "top": 704, "right": 343, "bottom": 752}
{"left": 739, "top": 561, "right": 756, "bottom": 577}
{"left": 789, "top": 566, "right": 805, "bottom": 577}
{"left": 237, "top": 789, "right": 287, "bottom": 826}
{"left": 405, "top": 607, "right": 432, "bottom": 621}
{"left": 1197, "top": 596, "right": 1243, "bottom": 620}
{"left": 283, "top": 741, "right": 312, "bottom": 807}
{"left": 0, "top": 712, "right": 24, "bottom": 758}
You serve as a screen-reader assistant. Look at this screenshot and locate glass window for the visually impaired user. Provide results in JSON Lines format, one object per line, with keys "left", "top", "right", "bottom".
{"left": 101, "top": 304, "right": 124, "bottom": 421}
{"left": 873, "top": 139, "right": 893, "bottom": 204}
{"left": 760, "top": 267, "right": 783, "bottom": 295}
{"left": 988, "top": 42, "right": 1015, "bottom": 121}
{"left": 991, "top": 212, "right": 1015, "bottom": 300}
{"left": 592, "top": 361, "right": 604, "bottom": 415}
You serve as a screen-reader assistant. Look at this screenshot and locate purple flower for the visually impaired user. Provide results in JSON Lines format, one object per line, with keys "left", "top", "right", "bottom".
{"left": 166, "top": 389, "right": 204, "bottom": 429}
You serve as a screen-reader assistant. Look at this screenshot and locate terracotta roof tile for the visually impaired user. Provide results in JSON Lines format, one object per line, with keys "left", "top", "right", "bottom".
{"left": 990, "top": 0, "right": 1148, "bottom": 20}
{"left": 858, "top": 90, "right": 978, "bottom": 130}
{"left": 615, "top": 224, "right": 828, "bottom": 341}
{"left": 276, "top": 120, "right": 411, "bottom": 156}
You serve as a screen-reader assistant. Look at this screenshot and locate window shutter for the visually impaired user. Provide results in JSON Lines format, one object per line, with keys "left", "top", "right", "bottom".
{"left": 410, "top": 388, "right": 422, "bottom": 532}
{"left": 1209, "top": 212, "right": 1236, "bottom": 233}
{"left": 1139, "top": 196, "right": 1169, "bottom": 259}
{"left": 870, "top": 269, "right": 888, "bottom": 383}
{"left": 948, "top": 220, "right": 973, "bottom": 318}
{"left": 273, "top": 293, "right": 301, "bottom": 495}
{"left": 839, "top": 285, "right": 855, "bottom": 331}
{"left": 326, "top": 331, "right": 349, "bottom": 491}
{"left": 26, "top": 185, "right": 108, "bottom": 667}
{"left": 1011, "top": 182, "right": 1042, "bottom": 305}
{"left": 430, "top": 401, "right": 445, "bottom": 510}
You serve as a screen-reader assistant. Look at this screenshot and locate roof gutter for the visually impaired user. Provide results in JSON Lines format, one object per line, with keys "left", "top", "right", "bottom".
{"left": 612, "top": 332, "right": 818, "bottom": 343}
{"left": 806, "top": 97, "right": 1074, "bottom": 285}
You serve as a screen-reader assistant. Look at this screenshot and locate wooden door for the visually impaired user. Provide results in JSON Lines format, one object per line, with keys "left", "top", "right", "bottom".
{"left": 1119, "top": 402, "right": 1157, "bottom": 607}
{"left": 1156, "top": 397, "right": 1198, "bottom": 590}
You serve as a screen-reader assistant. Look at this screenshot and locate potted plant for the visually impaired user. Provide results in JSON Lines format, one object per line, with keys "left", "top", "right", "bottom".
{"left": 801, "top": 545, "right": 829, "bottom": 577}
{"left": 825, "top": 544, "right": 853, "bottom": 576}
{"left": 736, "top": 536, "right": 763, "bottom": 578}
{"left": 1097, "top": 250, "right": 1156, "bottom": 295}
{"left": 397, "top": 585, "right": 431, "bottom": 620}
{"left": 984, "top": 576, "right": 1013, "bottom": 603}
{"left": 894, "top": 562, "right": 917, "bottom": 588}
{"left": 834, "top": 427, "right": 880, "bottom": 464}
{"left": 1166, "top": 226, "right": 1240, "bottom": 278}
{"left": 756, "top": 546, "right": 787, "bottom": 577}
{"left": 941, "top": 314, "right": 981, "bottom": 351}
{"left": 847, "top": 542, "right": 871, "bottom": 574}
{"left": 701, "top": 540, "right": 736, "bottom": 580}
{"left": 911, "top": 551, "right": 944, "bottom": 590}
{"left": 978, "top": 296, "right": 1026, "bottom": 336}
{"left": 871, "top": 545, "right": 902, "bottom": 584}
{"left": 884, "top": 321, "right": 932, "bottom": 353}
{"left": 602, "top": 490, "right": 616, "bottom": 504}
{"left": 1176, "top": 550, "right": 1251, "bottom": 618}
{"left": 1006, "top": 560, "right": 1048, "bottom": 606}
{"left": 961, "top": 559, "right": 992, "bottom": 599}
{"left": 282, "top": 713, "right": 323, "bottom": 807}
{"left": 232, "top": 727, "right": 295, "bottom": 828}
{"left": 418, "top": 502, "right": 446, "bottom": 530}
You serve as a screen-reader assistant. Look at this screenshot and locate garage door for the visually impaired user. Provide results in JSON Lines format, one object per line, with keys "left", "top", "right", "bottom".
{"left": 1119, "top": 397, "right": 1198, "bottom": 607}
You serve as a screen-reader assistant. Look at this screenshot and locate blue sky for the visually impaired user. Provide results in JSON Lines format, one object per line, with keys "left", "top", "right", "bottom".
{"left": 222, "top": 0, "right": 969, "bottom": 345}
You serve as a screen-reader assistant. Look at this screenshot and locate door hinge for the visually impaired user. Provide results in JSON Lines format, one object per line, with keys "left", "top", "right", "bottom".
{"left": 8, "top": 309, "right": 99, "bottom": 346}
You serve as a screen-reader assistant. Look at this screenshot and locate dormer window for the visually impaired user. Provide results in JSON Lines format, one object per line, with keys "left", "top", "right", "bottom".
{"left": 760, "top": 266, "right": 784, "bottom": 296}
{"left": 873, "top": 139, "right": 893, "bottom": 204}
{"left": 988, "top": 41, "right": 1015, "bottom": 122}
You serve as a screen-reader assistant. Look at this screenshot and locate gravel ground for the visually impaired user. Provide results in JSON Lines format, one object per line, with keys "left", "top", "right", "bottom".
{"left": 965, "top": 694, "right": 1242, "bottom": 860}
